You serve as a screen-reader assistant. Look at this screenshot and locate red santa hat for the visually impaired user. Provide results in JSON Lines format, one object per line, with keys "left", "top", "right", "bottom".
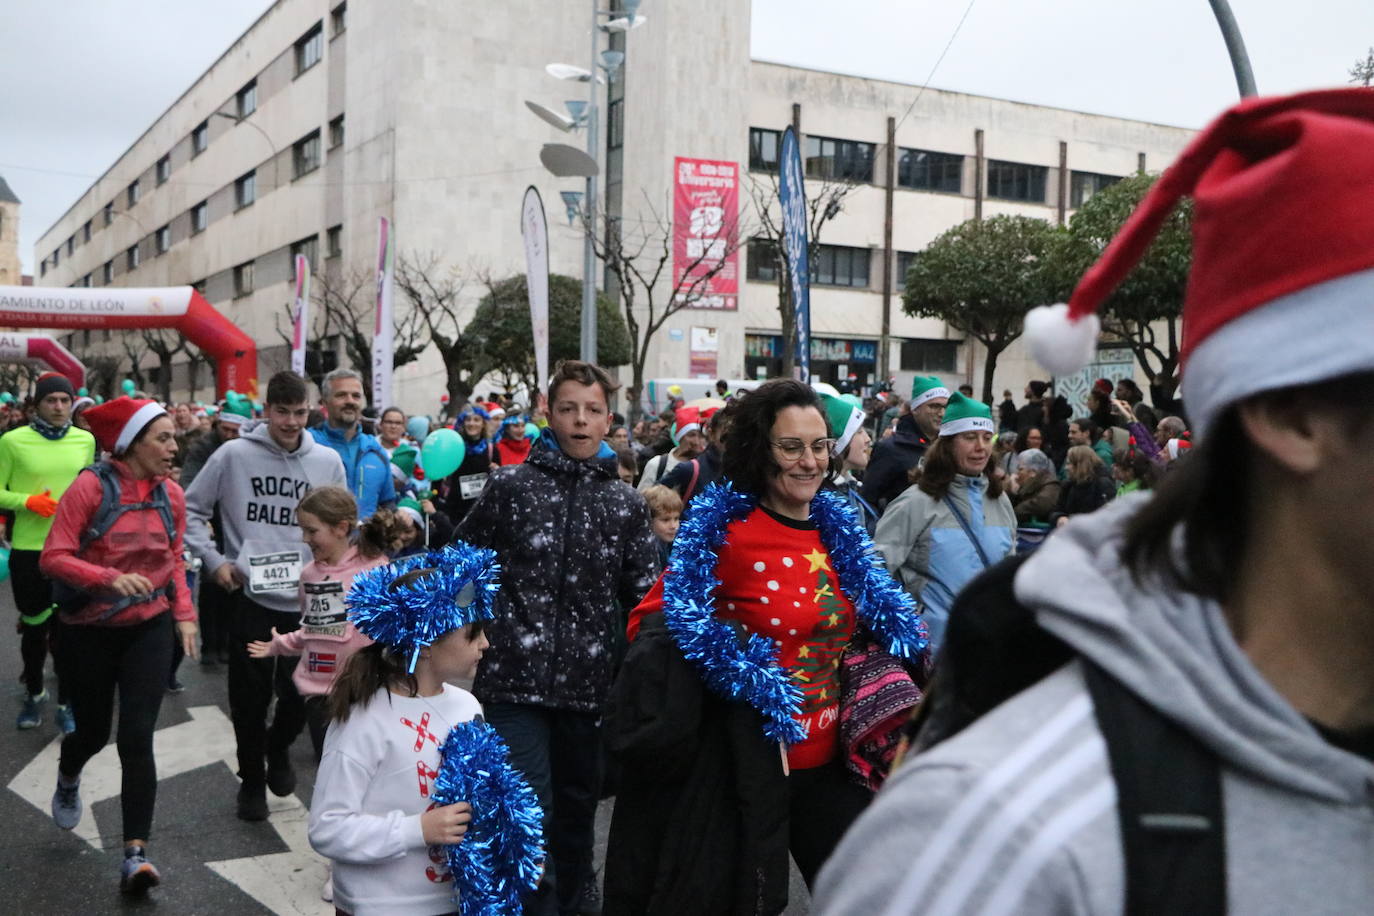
{"left": 83, "top": 396, "right": 167, "bottom": 454}
{"left": 671, "top": 406, "right": 702, "bottom": 445}
{"left": 1025, "top": 89, "right": 1374, "bottom": 437}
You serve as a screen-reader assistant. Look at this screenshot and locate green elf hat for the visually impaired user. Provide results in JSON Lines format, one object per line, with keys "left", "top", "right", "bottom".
{"left": 396, "top": 496, "right": 425, "bottom": 527}
{"left": 391, "top": 442, "right": 419, "bottom": 479}
{"left": 939, "top": 392, "right": 996, "bottom": 437}
{"left": 910, "top": 375, "right": 951, "bottom": 410}
{"left": 819, "top": 393, "right": 866, "bottom": 457}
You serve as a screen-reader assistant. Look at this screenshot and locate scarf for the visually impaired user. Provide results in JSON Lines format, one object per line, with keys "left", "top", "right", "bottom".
{"left": 30, "top": 416, "right": 72, "bottom": 441}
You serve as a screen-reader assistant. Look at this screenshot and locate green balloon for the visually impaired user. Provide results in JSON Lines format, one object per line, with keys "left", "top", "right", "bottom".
{"left": 0, "top": 393, "right": 13, "bottom": 405}
{"left": 77, "top": 387, "right": 89, "bottom": 397}
{"left": 121, "top": 379, "right": 135, "bottom": 394}
{"left": 524, "top": 422, "right": 540, "bottom": 440}
{"left": 421, "top": 428, "right": 465, "bottom": 480}
{"left": 94, "top": 395, "right": 105, "bottom": 404}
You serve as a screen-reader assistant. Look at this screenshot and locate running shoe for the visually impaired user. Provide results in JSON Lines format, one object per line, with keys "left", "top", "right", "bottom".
{"left": 266, "top": 750, "right": 297, "bottom": 797}
{"left": 51, "top": 775, "right": 82, "bottom": 829}
{"left": 119, "top": 845, "right": 161, "bottom": 896}
{"left": 16, "top": 690, "right": 46, "bottom": 730}
{"left": 237, "top": 782, "right": 269, "bottom": 822}
{"left": 54, "top": 704, "right": 75, "bottom": 735}
{"left": 166, "top": 679, "right": 185, "bottom": 695}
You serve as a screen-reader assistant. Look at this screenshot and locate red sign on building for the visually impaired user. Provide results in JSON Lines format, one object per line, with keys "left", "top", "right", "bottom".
{"left": 673, "top": 157, "right": 739, "bottom": 311}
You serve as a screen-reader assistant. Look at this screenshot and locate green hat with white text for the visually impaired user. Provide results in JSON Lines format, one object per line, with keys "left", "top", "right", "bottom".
{"left": 910, "top": 375, "right": 950, "bottom": 409}
{"left": 938, "top": 392, "right": 995, "bottom": 437}
{"left": 819, "top": 393, "right": 866, "bottom": 457}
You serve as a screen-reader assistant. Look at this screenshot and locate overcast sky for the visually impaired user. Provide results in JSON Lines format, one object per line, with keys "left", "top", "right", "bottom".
{"left": 5, "top": 0, "right": 1373, "bottom": 274}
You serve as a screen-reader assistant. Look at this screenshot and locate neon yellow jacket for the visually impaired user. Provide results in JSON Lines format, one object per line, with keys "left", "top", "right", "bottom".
{"left": 0, "top": 425, "right": 97, "bottom": 550}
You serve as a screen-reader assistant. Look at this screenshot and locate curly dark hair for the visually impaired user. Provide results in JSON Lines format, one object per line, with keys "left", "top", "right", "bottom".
{"left": 721, "top": 378, "right": 831, "bottom": 498}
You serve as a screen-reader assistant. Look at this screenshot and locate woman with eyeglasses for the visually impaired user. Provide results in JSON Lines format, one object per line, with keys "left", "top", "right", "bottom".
{"left": 874, "top": 392, "right": 1017, "bottom": 653}
{"left": 606, "top": 379, "right": 928, "bottom": 914}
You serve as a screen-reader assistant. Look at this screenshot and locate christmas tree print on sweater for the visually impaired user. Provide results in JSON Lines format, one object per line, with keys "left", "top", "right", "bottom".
{"left": 793, "top": 549, "right": 854, "bottom": 715}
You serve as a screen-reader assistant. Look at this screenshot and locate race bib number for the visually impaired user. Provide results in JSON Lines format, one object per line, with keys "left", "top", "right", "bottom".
{"left": 458, "top": 473, "right": 488, "bottom": 501}
{"left": 302, "top": 580, "right": 346, "bottom": 637}
{"left": 247, "top": 551, "right": 303, "bottom": 596}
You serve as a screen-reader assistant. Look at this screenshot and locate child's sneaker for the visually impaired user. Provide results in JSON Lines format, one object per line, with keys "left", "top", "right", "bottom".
{"left": 54, "top": 704, "right": 75, "bottom": 735}
{"left": 51, "top": 773, "right": 82, "bottom": 829}
{"left": 119, "top": 845, "right": 161, "bottom": 896}
{"left": 16, "top": 690, "right": 46, "bottom": 729}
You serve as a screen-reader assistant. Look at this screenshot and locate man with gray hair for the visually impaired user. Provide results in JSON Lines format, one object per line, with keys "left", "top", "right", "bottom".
{"left": 309, "top": 368, "right": 396, "bottom": 519}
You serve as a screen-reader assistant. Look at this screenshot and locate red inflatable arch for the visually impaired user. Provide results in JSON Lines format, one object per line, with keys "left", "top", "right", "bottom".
{"left": 0, "top": 286, "right": 256, "bottom": 398}
{"left": 0, "top": 333, "right": 86, "bottom": 389}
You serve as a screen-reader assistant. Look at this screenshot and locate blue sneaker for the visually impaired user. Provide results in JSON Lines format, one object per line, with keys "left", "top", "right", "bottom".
{"left": 51, "top": 774, "right": 82, "bottom": 829}
{"left": 54, "top": 704, "right": 75, "bottom": 735}
{"left": 120, "top": 845, "right": 160, "bottom": 896}
{"left": 16, "top": 690, "right": 46, "bottom": 729}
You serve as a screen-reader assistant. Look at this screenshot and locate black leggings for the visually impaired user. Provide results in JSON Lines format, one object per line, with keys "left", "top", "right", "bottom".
{"left": 228, "top": 594, "right": 305, "bottom": 785}
{"left": 788, "top": 759, "right": 874, "bottom": 889}
{"left": 12, "top": 548, "right": 67, "bottom": 703}
{"left": 58, "top": 612, "right": 173, "bottom": 842}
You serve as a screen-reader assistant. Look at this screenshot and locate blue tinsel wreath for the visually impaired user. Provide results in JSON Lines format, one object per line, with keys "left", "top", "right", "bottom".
{"left": 432, "top": 720, "right": 545, "bottom": 916}
{"left": 346, "top": 542, "right": 501, "bottom": 672}
{"left": 662, "top": 481, "right": 929, "bottom": 745}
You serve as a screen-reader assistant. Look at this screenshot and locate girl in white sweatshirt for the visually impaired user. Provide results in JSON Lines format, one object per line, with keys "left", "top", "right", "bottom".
{"left": 309, "top": 553, "right": 494, "bottom": 916}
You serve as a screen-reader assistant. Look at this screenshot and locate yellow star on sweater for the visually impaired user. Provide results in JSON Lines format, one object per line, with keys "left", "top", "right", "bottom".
{"left": 803, "top": 549, "right": 831, "bottom": 573}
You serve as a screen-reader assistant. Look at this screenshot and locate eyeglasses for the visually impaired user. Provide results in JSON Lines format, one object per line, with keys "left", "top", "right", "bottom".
{"left": 770, "top": 438, "right": 835, "bottom": 461}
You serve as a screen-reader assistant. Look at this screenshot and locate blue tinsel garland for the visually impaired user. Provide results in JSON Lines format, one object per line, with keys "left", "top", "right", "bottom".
{"left": 346, "top": 542, "right": 501, "bottom": 672}
{"left": 662, "top": 481, "right": 929, "bottom": 745}
{"left": 432, "top": 720, "right": 545, "bottom": 916}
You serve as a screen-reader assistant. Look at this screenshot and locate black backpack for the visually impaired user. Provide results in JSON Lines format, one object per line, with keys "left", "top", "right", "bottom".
{"left": 908, "top": 554, "right": 1225, "bottom": 915}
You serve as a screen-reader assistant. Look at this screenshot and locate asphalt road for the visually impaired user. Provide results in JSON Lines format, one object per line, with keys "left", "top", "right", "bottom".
{"left": 0, "top": 586, "right": 813, "bottom": 914}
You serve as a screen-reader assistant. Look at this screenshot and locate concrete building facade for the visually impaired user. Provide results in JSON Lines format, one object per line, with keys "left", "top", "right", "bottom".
{"left": 34, "top": 0, "right": 1193, "bottom": 415}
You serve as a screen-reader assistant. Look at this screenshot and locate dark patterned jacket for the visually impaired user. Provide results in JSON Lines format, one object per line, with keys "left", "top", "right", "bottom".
{"left": 454, "top": 437, "right": 660, "bottom": 713}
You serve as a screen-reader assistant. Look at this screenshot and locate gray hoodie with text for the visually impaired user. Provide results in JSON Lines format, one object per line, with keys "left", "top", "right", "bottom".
{"left": 184, "top": 422, "right": 345, "bottom": 613}
{"left": 815, "top": 495, "right": 1374, "bottom": 915}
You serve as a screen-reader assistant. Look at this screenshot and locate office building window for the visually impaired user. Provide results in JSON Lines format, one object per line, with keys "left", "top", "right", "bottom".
{"left": 900, "top": 338, "right": 958, "bottom": 372}
{"left": 233, "top": 261, "right": 254, "bottom": 297}
{"left": 52, "top": 248, "right": 59, "bottom": 266}
{"left": 1070, "top": 171, "right": 1121, "bottom": 208}
{"left": 191, "top": 201, "right": 207, "bottom": 233}
{"left": 987, "top": 160, "right": 1048, "bottom": 203}
{"left": 290, "top": 235, "right": 319, "bottom": 270}
{"left": 127, "top": 245, "right": 140, "bottom": 271}
{"left": 156, "top": 225, "right": 171, "bottom": 254}
{"left": 326, "top": 225, "right": 342, "bottom": 258}
{"left": 296, "top": 23, "right": 324, "bottom": 75}
{"left": 329, "top": 115, "right": 345, "bottom": 149}
{"left": 236, "top": 80, "right": 257, "bottom": 118}
{"left": 127, "top": 179, "right": 140, "bottom": 207}
{"left": 895, "top": 251, "right": 916, "bottom": 290}
{"left": 293, "top": 131, "right": 321, "bottom": 178}
{"left": 897, "top": 149, "right": 963, "bottom": 193}
{"left": 102, "top": 260, "right": 114, "bottom": 284}
{"left": 66, "top": 236, "right": 74, "bottom": 256}
{"left": 804, "top": 135, "right": 875, "bottom": 183}
{"left": 103, "top": 201, "right": 114, "bottom": 226}
{"left": 81, "top": 273, "right": 92, "bottom": 288}
{"left": 40, "top": 260, "right": 47, "bottom": 278}
{"left": 82, "top": 221, "right": 91, "bottom": 243}
{"left": 812, "top": 244, "right": 871, "bottom": 288}
{"left": 331, "top": 3, "right": 347, "bottom": 35}
{"left": 192, "top": 121, "right": 208, "bottom": 155}
{"left": 235, "top": 171, "right": 256, "bottom": 209}
{"left": 156, "top": 155, "right": 171, "bottom": 185}
{"left": 749, "top": 128, "right": 780, "bottom": 173}
{"left": 746, "top": 237, "right": 779, "bottom": 282}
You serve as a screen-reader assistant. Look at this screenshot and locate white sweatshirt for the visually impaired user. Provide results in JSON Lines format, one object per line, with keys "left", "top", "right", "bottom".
{"left": 308, "top": 684, "right": 482, "bottom": 916}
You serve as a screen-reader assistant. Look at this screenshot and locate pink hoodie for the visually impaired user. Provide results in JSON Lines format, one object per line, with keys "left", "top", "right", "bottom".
{"left": 263, "top": 545, "right": 387, "bottom": 696}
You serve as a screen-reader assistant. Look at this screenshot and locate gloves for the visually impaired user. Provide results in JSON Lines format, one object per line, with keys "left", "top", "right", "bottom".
{"left": 25, "top": 489, "right": 58, "bottom": 518}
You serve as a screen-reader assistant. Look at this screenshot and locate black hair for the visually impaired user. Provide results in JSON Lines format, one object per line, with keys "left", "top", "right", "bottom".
{"left": 721, "top": 378, "right": 830, "bottom": 499}
{"left": 1071, "top": 416, "right": 1101, "bottom": 444}
{"left": 266, "top": 370, "right": 309, "bottom": 407}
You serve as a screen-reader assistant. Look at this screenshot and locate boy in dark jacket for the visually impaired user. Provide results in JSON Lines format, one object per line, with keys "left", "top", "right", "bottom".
{"left": 454, "top": 360, "right": 659, "bottom": 916}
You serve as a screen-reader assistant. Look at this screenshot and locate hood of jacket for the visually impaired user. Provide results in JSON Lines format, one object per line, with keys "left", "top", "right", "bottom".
{"left": 531, "top": 426, "right": 617, "bottom": 480}
{"left": 1014, "top": 496, "right": 1372, "bottom": 804}
{"left": 245, "top": 419, "right": 326, "bottom": 458}
{"left": 310, "top": 422, "right": 388, "bottom": 461}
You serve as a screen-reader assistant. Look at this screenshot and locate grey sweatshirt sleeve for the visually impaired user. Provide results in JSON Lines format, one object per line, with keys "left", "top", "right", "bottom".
{"left": 183, "top": 443, "right": 229, "bottom": 573}
{"left": 873, "top": 488, "right": 932, "bottom": 606}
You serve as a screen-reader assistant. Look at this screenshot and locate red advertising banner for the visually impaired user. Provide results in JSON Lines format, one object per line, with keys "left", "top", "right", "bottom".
{"left": 673, "top": 156, "right": 739, "bottom": 311}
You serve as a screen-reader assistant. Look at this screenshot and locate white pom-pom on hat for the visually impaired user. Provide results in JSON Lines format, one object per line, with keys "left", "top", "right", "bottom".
{"left": 1025, "top": 304, "right": 1101, "bottom": 376}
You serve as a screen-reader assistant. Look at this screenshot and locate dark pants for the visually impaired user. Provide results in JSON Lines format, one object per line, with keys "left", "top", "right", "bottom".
{"left": 485, "top": 702, "right": 602, "bottom": 916}
{"left": 787, "top": 759, "right": 873, "bottom": 889}
{"left": 12, "top": 548, "right": 67, "bottom": 703}
{"left": 228, "top": 595, "right": 305, "bottom": 786}
{"left": 58, "top": 612, "right": 173, "bottom": 842}
{"left": 198, "top": 575, "right": 232, "bottom": 661}
{"left": 305, "top": 695, "right": 330, "bottom": 763}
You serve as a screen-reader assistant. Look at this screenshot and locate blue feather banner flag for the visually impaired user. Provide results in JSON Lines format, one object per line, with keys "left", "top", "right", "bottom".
{"left": 432, "top": 720, "right": 546, "bottom": 916}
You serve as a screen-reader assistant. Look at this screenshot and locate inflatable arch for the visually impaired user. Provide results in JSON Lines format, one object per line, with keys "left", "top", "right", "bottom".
{"left": 0, "top": 286, "right": 256, "bottom": 398}
{"left": 0, "top": 333, "right": 86, "bottom": 389}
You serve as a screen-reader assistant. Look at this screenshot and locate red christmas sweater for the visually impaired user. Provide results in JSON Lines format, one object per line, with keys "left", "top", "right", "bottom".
{"left": 629, "top": 505, "right": 855, "bottom": 770}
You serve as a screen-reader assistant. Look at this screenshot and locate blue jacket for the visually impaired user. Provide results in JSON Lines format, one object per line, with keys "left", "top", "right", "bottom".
{"left": 308, "top": 423, "right": 397, "bottom": 519}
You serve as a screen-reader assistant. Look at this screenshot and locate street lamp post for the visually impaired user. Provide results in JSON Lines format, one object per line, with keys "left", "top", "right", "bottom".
{"left": 1207, "top": 0, "right": 1257, "bottom": 97}
{"left": 580, "top": 0, "right": 601, "bottom": 364}
{"left": 214, "top": 111, "right": 280, "bottom": 187}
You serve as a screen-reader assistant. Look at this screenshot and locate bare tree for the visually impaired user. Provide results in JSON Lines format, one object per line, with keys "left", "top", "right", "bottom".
{"left": 84, "top": 355, "right": 123, "bottom": 400}
{"left": 140, "top": 327, "right": 189, "bottom": 404}
{"left": 394, "top": 253, "right": 483, "bottom": 409}
{"left": 1351, "top": 48, "right": 1374, "bottom": 86}
{"left": 747, "top": 170, "right": 861, "bottom": 378}
{"left": 583, "top": 190, "right": 748, "bottom": 423}
{"left": 118, "top": 334, "right": 149, "bottom": 394}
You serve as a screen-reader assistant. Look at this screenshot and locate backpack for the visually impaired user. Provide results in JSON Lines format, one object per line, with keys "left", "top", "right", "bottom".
{"left": 52, "top": 462, "right": 178, "bottom": 620}
{"left": 907, "top": 555, "right": 1225, "bottom": 915}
